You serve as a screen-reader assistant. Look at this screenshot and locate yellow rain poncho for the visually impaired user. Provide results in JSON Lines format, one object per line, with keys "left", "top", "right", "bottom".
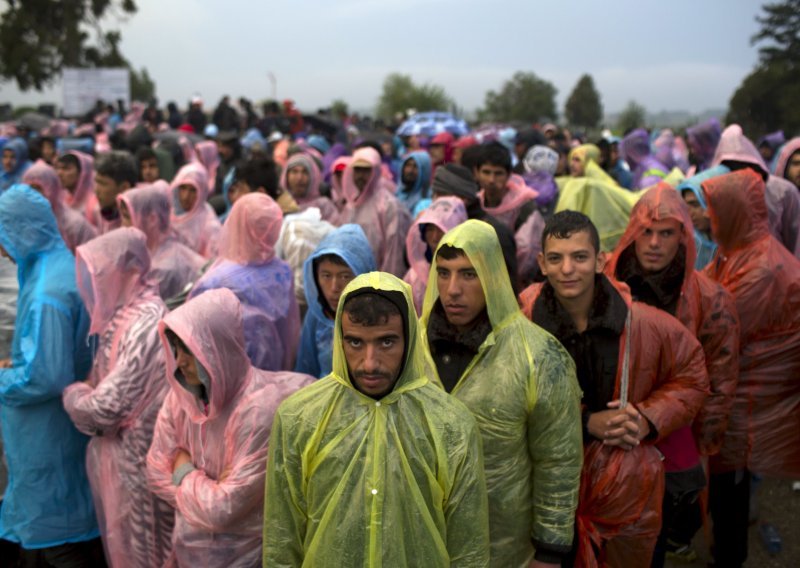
{"left": 420, "top": 220, "right": 583, "bottom": 567}
{"left": 263, "top": 271, "right": 490, "bottom": 567}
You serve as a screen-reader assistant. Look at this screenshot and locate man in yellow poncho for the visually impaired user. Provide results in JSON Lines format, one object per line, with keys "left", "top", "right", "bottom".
{"left": 263, "top": 271, "right": 490, "bottom": 567}
{"left": 420, "top": 219, "right": 583, "bottom": 567}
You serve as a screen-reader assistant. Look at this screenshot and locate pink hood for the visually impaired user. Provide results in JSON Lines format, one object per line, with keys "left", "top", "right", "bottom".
{"left": 63, "top": 151, "right": 97, "bottom": 213}
{"left": 22, "top": 160, "right": 64, "bottom": 216}
{"left": 342, "top": 147, "right": 382, "bottom": 206}
{"left": 219, "top": 192, "right": 283, "bottom": 265}
{"left": 118, "top": 184, "right": 173, "bottom": 251}
{"left": 280, "top": 152, "right": 322, "bottom": 201}
{"left": 170, "top": 162, "right": 221, "bottom": 258}
{"left": 711, "top": 124, "right": 769, "bottom": 176}
{"left": 195, "top": 141, "right": 220, "bottom": 193}
{"left": 159, "top": 288, "right": 253, "bottom": 423}
{"left": 479, "top": 173, "right": 539, "bottom": 229}
{"left": 76, "top": 227, "right": 153, "bottom": 336}
{"left": 774, "top": 137, "right": 800, "bottom": 181}
{"left": 171, "top": 162, "right": 210, "bottom": 215}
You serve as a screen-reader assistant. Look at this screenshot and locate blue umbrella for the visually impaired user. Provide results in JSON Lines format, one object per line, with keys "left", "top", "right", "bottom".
{"left": 396, "top": 112, "right": 469, "bottom": 137}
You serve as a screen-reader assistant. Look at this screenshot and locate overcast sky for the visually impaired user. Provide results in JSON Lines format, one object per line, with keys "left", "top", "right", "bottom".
{"left": 0, "top": 0, "right": 766, "bottom": 117}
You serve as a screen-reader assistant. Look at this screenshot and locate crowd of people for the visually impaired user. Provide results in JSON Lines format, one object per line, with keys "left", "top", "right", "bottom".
{"left": 0, "top": 94, "right": 798, "bottom": 568}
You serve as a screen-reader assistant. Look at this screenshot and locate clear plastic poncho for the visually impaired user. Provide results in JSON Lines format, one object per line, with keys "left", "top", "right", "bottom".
{"left": 170, "top": 163, "right": 222, "bottom": 259}
{"left": 147, "top": 287, "right": 314, "bottom": 567}
{"left": 419, "top": 219, "right": 584, "bottom": 567}
{"left": 264, "top": 271, "right": 490, "bottom": 567}
{"left": 64, "top": 227, "right": 174, "bottom": 567}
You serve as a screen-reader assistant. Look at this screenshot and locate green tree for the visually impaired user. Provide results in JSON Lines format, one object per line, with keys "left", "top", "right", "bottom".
{"left": 726, "top": 0, "right": 800, "bottom": 137}
{"left": 478, "top": 71, "right": 557, "bottom": 124}
{"left": 0, "top": 1, "right": 138, "bottom": 91}
{"left": 617, "top": 100, "right": 647, "bottom": 133}
{"left": 564, "top": 74, "right": 603, "bottom": 130}
{"left": 330, "top": 98, "right": 349, "bottom": 118}
{"left": 376, "top": 73, "right": 453, "bottom": 120}
{"left": 130, "top": 67, "right": 155, "bottom": 102}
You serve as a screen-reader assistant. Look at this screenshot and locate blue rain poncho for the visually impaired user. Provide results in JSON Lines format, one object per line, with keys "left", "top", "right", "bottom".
{"left": 294, "top": 224, "right": 376, "bottom": 378}
{"left": 676, "top": 165, "right": 730, "bottom": 269}
{"left": 395, "top": 150, "right": 432, "bottom": 214}
{"left": 0, "top": 138, "right": 33, "bottom": 194}
{"left": 264, "top": 272, "right": 490, "bottom": 567}
{"left": 0, "top": 184, "right": 98, "bottom": 548}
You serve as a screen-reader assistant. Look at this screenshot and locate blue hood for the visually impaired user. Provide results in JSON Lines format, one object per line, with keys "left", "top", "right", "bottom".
{"left": 302, "top": 224, "right": 376, "bottom": 321}
{"left": 0, "top": 184, "right": 63, "bottom": 265}
{"left": 395, "top": 151, "right": 432, "bottom": 211}
{"left": 676, "top": 164, "right": 730, "bottom": 210}
{"left": 0, "top": 138, "right": 32, "bottom": 192}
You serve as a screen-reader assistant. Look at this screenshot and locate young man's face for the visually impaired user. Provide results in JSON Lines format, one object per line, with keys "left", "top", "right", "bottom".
{"left": 475, "top": 164, "right": 509, "bottom": 204}
{"left": 341, "top": 311, "right": 405, "bottom": 398}
{"left": 2, "top": 149, "right": 15, "bottom": 173}
{"left": 140, "top": 157, "right": 160, "bottom": 183}
{"left": 569, "top": 155, "right": 586, "bottom": 177}
{"left": 178, "top": 183, "right": 198, "bottom": 212}
{"left": 353, "top": 166, "right": 373, "bottom": 192}
{"left": 538, "top": 230, "right": 605, "bottom": 302}
{"left": 41, "top": 141, "right": 56, "bottom": 164}
{"left": 171, "top": 335, "right": 201, "bottom": 386}
{"left": 786, "top": 151, "right": 800, "bottom": 189}
{"left": 56, "top": 161, "right": 80, "bottom": 191}
{"left": 94, "top": 173, "right": 127, "bottom": 209}
{"left": 436, "top": 253, "right": 487, "bottom": 332}
{"left": 286, "top": 165, "right": 310, "bottom": 198}
{"left": 424, "top": 224, "right": 445, "bottom": 251}
{"left": 634, "top": 218, "right": 682, "bottom": 273}
{"left": 228, "top": 179, "right": 253, "bottom": 205}
{"left": 216, "top": 140, "right": 234, "bottom": 161}
{"left": 316, "top": 258, "right": 355, "bottom": 313}
{"left": 429, "top": 144, "right": 445, "bottom": 164}
{"left": 401, "top": 158, "right": 418, "bottom": 187}
{"left": 682, "top": 190, "right": 710, "bottom": 233}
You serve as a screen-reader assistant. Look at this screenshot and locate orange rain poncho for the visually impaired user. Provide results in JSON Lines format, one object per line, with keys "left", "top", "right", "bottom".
{"left": 519, "top": 279, "right": 708, "bottom": 567}
{"left": 606, "top": 183, "right": 740, "bottom": 458}
{"left": 701, "top": 169, "right": 800, "bottom": 477}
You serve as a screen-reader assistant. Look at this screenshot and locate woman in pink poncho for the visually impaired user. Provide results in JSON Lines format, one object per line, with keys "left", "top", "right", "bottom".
{"left": 403, "top": 196, "right": 466, "bottom": 314}
{"left": 170, "top": 163, "right": 222, "bottom": 258}
{"left": 63, "top": 228, "right": 174, "bottom": 567}
{"left": 189, "top": 192, "right": 301, "bottom": 371}
{"left": 338, "top": 147, "right": 411, "bottom": 276}
{"left": 279, "top": 152, "right": 338, "bottom": 221}
{"left": 22, "top": 160, "right": 97, "bottom": 253}
{"left": 146, "top": 288, "right": 314, "bottom": 567}
{"left": 118, "top": 184, "right": 206, "bottom": 301}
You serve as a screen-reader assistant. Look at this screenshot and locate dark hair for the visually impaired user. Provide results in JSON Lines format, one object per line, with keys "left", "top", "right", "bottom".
{"left": 164, "top": 328, "right": 190, "bottom": 355}
{"left": 542, "top": 210, "right": 601, "bottom": 253}
{"left": 436, "top": 244, "right": 467, "bottom": 261}
{"left": 459, "top": 145, "right": 484, "bottom": 172}
{"left": 343, "top": 292, "right": 402, "bottom": 326}
{"left": 95, "top": 151, "right": 138, "bottom": 186}
{"left": 355, "top": 140, "right": 385, "bottom": 160}
{"left": 314, "top": 253, "right": 349, "bottom": 271}
{"left": 234, "top": 156, "right": 279, "bottom": 198}
{"left": 475, "top": 141, "right": 512, "bottom": 173}
{"left": 136, "top": 146, "right": 157, "bottom": 163}
{"left": 57, "top": 153, "right": 81, "bottom": 172}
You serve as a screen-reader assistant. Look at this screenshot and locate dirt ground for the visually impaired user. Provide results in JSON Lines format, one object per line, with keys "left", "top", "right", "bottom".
{"left": 666, "top": 476, "right": 800, "bottom": 567}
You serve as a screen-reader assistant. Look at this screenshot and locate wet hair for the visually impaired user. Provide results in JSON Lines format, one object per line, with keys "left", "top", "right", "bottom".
{"left": 459, "top": 145, "right": 484, "bottom": 172}
{"left": 136, "top": 146, "right": 158, "bottom": 164}
{"left": 436, "top": 244, "right": 467, "bottom": 261}
{"left": 355, "top": 140, "right": 385, "bottom": 160}
{"left": 314, "top": 253, "right": 349, "bottom": 271}
{"left": 95, "top": 151, "right": 138, "bottom": 186}
{"left": 164, "top": 328, "right": 191, "bottom": 356}
{"left": 475, "top": 141, "right": 512, "bottom": 173}
{"left": 234, "top": 156, "right": 279, "bottom": 198}
{"left": 343, "top": 291, "right": 402, "bottom": 326}
{"left": 57, "top": 153, "right": 81, "bottom": 172}
{"left": 542, "top": 210, "right": 601, "bottom": 253}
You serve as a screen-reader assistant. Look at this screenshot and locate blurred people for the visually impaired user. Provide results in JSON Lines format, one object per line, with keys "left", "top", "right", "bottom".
{"left": 0, "top": 137, "right": 32, "bottom": 193}
{"left": 394, "top": 150, "right": 432, "bottom": 214}
{"left": 279, "top": 152, "right": 337, "bottom": 221}
{"left": 773, "top": 136, "right": 800, "bottom": 190}
{"left": 93, "top": 150, "right": 138, "bottom": 234}
{"left": 620, "top": 128, "right": 669, "bottom": 189}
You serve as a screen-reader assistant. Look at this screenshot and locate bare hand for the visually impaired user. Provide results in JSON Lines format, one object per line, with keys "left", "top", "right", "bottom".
{"left": 173, "top": 450, "right": 192, "bottom": 473}
{"left": 587, "top": 401, "right": 650, "bottom": 451}
{"left": 0, "top": 358, "right": 12, "bottom": 369}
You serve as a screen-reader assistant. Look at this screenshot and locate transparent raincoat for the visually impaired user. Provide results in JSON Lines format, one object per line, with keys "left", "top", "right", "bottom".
{"left": 147, "top": 288, "right": 314, "bottom": 567}
{"left": 170, "top": 163, "right": 222, "bottom": 259}
{"left": 701, "top": 169, "right": 800, "bottom": 477}
{"left": 118, "top": 184, "right": 205, "bottom": 301}
{"left": 0, "top": 185, "right": 98, "bottom": 549}
{"left": 264, "top": 272, "right": 490, "bottom": 567}
{"left": 64, "top": 227, "right": 173, "bottom": 567}
{"left": 22, "top": 160, "right": 97, "bottom": 253}
{"left": 190, "top": 193, "right": 300, "bottom": 371}
{"left": 419, "top": 219, "right": 584, "bottom": 567}
{"left": 279, "top": 152, "right": 338, "bottom": 222}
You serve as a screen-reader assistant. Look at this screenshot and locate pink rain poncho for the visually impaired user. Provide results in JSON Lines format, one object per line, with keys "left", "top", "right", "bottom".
{"left": 403, "top": 196, "right": 466, "bottom": 314}
{"left": 62, "top": 150, "right": 100, "bottom": 222}
{"left": 701, "top": 169, "right": 800, "bottom": 478}
{"left": 279, "top": 152, "right": 338, "bottom": 221}
{"left": 22, "top": 160, "right": 97, "bottom": 253}
{"left": 711, "top": 124, "right": 800, "bottom": 258}
{"left": 190, "top": 193, "right": 300, "bottom": 371}
{"left": 118, "top": 184, "right": 206, "bottom": 301}
{"left": 329, "top": 155, "right": 351, "bottom": 212}
{"left": 170, "top": 163, "right": 222, "bottom": 258}
{"left": 773, "top": 136, "right": 800, "bottom": 186}
{"left": 194, "top": 141, "right": 220, "bottom": 194}
{"left": 146, "top": 288, "right": 314, "bottom": 568}
{"left": 338, "top": 147, "right": 412, "bottom": 276}
{"left": 63, "top": 227, "right": 174, "bottom": 567}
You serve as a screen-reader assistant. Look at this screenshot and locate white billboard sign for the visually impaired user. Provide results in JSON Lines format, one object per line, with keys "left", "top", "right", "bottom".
{"left": 62, "top": 67, "right": 130, "bottom": 117}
